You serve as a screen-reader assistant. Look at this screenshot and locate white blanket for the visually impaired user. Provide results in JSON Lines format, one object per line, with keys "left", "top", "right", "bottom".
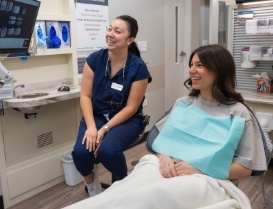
{"left": 64, "top": 155, "right": 251, "bottom": 209}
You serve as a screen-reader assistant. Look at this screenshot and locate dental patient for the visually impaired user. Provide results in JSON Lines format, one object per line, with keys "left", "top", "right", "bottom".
{"left": 64, "top": 44, "right": 267, "bottom": 209}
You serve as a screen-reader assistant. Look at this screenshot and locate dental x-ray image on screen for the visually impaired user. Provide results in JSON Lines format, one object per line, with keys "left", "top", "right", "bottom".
{"left": 0, "top": 0, "right": 40, "bottom": 55}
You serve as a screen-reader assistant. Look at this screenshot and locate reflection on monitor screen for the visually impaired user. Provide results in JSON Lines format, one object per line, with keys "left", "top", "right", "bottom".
{"left": 0, "top": 0, "right": 40, "bottom": 55}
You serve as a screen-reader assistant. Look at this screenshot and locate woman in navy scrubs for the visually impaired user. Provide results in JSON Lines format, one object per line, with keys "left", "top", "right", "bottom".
{"left": 72, "top": 15, "right": 152, "bottom": 197}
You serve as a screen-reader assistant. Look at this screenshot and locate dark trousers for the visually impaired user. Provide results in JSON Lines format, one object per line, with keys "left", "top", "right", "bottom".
{"left": 72, "top": 115, "right": 143, "bottom": 180}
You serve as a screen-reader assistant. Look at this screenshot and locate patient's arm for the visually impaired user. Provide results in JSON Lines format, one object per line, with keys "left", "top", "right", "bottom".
{"left": 228, "top": 162, "right": 252, "bottom": 180}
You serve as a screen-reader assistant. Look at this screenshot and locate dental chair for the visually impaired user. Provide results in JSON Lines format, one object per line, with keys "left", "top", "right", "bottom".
{"left": 145, "top": 105, "right": 272, "bottom": 205}
{"left": 255, "top": 112, "right": 273, "bottom": 207}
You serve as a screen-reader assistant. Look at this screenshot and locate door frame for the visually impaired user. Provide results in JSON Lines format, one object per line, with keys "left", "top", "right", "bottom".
{"left": 209, "top": 0, "right": 232, "bottom": 48}
{"left": 164, "top": 0, "right": 195, "bottom": 110}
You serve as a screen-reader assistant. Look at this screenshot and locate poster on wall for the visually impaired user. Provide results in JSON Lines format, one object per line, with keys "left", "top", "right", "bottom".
{"left": 75, "top": 0, "right": 109, "bottom": 51}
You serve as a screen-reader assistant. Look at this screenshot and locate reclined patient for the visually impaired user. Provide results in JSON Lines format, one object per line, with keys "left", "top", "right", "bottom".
{"left": 64, "top": 44, "right": 267, "bottom": 209}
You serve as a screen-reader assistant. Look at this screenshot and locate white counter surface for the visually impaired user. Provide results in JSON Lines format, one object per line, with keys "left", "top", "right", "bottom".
{"left": 238, "top": 89, "right": 273, "bottom": 105}
{"left": 5, "top": 85, "right": 81, "bottom": 108}
{"left": 3, "top": 87, "right": 273, "bottom": 109}
{"left": 3, "top": 79, "right": 81, "bottom": 109}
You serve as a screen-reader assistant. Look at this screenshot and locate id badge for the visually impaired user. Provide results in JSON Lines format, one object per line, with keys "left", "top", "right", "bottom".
{"left": 111, "top": 82, "right": 123, "bottom": 91}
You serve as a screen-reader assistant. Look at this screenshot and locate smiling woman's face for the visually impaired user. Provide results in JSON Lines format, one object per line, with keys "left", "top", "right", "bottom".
{"left": 189, "top": 54, "right": 216, "bottom": 98}
{"left": 105, "top": 19, "right": 133, "bottom": 50}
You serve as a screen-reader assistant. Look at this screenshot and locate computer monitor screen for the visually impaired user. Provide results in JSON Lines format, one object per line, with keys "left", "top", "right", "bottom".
{"left": 0, "top": 0, "right": 40, "bottom": 55}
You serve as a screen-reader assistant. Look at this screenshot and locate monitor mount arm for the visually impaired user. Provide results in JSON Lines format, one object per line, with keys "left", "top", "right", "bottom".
{"left": 0, "top": 61, "right": 15, "bottom": 99}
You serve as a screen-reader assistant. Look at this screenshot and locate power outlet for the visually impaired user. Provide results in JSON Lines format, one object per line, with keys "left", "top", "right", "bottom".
{"left": 226, "top": 0, "right": 236, "bottom": 5}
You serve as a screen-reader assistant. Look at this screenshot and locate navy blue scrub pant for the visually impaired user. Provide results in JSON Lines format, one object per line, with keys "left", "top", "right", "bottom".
{"left": 72, "top": 114, "right": 144, "bottom": 181}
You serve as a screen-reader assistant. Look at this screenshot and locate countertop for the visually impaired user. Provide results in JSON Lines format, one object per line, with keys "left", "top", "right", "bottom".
{"left": 6, "top": 85, "right": 81, "bottom": 108}
{"left": 3, "top": 86, "right": 273, "bottom": 109}
{"left": 3, "top": 79, "right": 81, "bottom": 109}
{"left": 238, "top": 89, "right": 273, "bottom": 105}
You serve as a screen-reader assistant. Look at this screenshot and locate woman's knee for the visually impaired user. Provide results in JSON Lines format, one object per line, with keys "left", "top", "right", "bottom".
{"left": 97, "top": 144, "right": 116, "bottom": 160}
{"left": 72, "top": 145, "right": 89, "bottom": 162}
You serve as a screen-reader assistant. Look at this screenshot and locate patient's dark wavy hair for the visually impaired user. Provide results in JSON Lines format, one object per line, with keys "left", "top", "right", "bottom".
{"left": 116, "top": 15, "right": 141, "bottom": 58}
{"left": 184, "top": 44, "right": 244, "bottom": 105}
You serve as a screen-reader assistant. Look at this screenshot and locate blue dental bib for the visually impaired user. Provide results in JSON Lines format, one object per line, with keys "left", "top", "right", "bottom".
{"left": 152, "top": 100, "right": 245, "bottom": 179}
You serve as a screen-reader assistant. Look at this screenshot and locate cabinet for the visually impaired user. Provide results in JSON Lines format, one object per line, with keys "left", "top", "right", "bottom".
{"left": 0, "top": 0, "right": 80, "bottom": 208}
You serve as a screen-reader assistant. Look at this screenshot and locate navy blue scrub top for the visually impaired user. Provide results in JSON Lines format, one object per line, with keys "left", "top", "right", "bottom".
{"left": 86, "top": 48, "right": 152, "bottom": 117}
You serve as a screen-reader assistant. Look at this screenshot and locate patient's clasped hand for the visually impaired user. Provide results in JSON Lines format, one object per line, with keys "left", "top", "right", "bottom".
{"left": 64, "top": 44, "right": 267, "bottom": 209}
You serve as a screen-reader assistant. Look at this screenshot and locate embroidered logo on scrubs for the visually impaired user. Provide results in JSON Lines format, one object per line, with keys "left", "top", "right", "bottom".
{"left": 111, "top": 82, "right": 123, "bottom": 91}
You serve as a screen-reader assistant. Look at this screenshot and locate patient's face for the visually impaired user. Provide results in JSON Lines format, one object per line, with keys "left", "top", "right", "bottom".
{"left": 189, "top": 54, "right": 216, "bottom": 98}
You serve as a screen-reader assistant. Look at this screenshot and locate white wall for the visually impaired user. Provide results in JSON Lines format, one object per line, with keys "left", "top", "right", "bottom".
{"left": 109, "top": 1, "right": 165, "bottom": 67}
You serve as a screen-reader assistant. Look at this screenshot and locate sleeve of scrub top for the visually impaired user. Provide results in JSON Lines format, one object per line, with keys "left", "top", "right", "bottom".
{"left": 85, "top": 49, "right": 104, "bottom": 72}
{"left": 133, "top": 60, "right": 152, "bottom": 83}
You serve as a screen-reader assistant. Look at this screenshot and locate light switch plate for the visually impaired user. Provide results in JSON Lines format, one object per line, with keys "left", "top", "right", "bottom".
{"left": 137, "top": 41, "right": 147, "bottom": 52}
{"left": 226, "top": 0, "right": 236, "bottom": 5}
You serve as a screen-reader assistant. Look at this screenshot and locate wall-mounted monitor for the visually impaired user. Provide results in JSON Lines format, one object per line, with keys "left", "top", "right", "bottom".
{"left": 0, "top": 0, "right": 40, "bottom": 55}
